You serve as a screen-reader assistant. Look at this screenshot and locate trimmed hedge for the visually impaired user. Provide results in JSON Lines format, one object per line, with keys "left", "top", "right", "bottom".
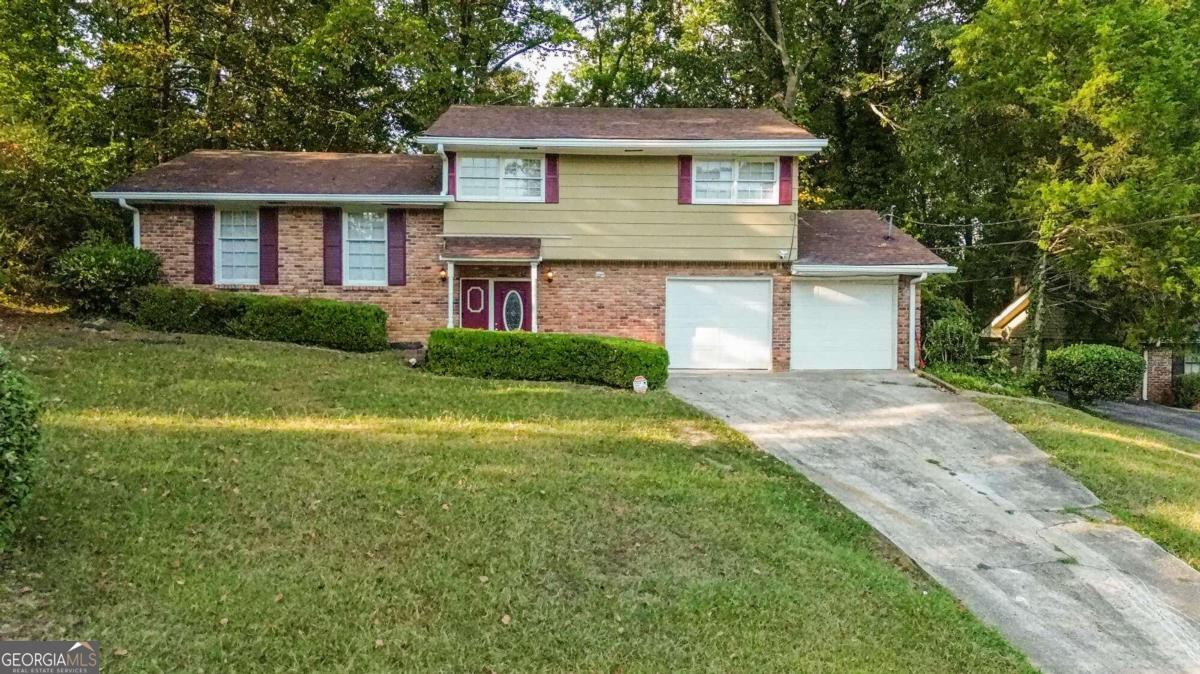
{"left": 127, "top": 285, "right": 388, "bottom": 352}
{"left": 1176, "top": 373, "right": 1200, "bottom": 409}
{"left": 0, "top": 347, "right": 40, "bottom": 551}
{"left": 54, "top": 240, "right": 161, "bottom": 315}
{"left": 426, "top": 328, "right": 669, "bottom": 390}
{"left": 1042, "top": 344, "right": 1143, "bottom": 405}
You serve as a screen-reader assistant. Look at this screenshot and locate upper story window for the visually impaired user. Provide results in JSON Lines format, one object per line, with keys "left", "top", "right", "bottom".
{"left": 692, "top": 157, "right": 779, "bottom": 204}
{"left": 343, "top": 210, "right": 387, "bottom": 286}
{"left": 457, "top": 155, "right": 545, "bottom": 201}
{"left": 215, "top": 209, "right": 259, "bottom": 284}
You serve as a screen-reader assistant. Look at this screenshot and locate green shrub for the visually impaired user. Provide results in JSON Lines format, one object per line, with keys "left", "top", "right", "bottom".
{"left": 921, "top": 290, "right": 971, "bottom": 327}
{"left": 426, "top": 328, "right": 669, "bottom": 390}
{"left": 1175, "top": 373, "right": 1200, "bottom": 408}
{"left": 0, "top": 347, "right": 40, "bottom": 550}
{"left": 54, "top": 239, "right": 161, "bottom": 315}
{"left": 1042, "top": 344, "right": 1144, "bottom": 405}
{"left": 922, "top": 315, "right": 980, "bottom": 366}
{"left": 127, "top": 286, "right": 388, "bottom": 352}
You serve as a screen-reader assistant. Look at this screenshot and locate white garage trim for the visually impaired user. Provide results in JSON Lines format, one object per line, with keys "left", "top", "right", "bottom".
{"left": 791, "top": 278, "right": 897, "bottom": 370}
{"left": 665, "top": 277, "right": 774, "bottom": 370}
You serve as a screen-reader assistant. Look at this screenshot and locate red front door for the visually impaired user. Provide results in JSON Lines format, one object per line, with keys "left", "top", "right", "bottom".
{"left": 460, "top": 279, "right": 490, "bottom": 329}
{"left": 459, "top": 279, "right": 531, "bottom": 330}
{"left": 492, "top": 281, "right": 531, "bottom": 331}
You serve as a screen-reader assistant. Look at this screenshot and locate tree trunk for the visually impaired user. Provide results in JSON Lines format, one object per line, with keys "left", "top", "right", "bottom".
{"left": 1023, "top": 252, "right": 1048, "bottom": 373}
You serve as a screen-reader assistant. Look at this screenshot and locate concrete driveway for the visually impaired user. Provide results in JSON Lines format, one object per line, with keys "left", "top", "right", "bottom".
{"left": 670, "top": 371, "right": 1200, "bottom": 674}
{"left": 1091, "top": 400, "right": 1200, "bottom": 443}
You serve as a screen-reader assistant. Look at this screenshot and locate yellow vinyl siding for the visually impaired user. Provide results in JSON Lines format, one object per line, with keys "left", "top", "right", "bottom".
{"left": 444, "top": 155, "right": 796, "bottom": 262}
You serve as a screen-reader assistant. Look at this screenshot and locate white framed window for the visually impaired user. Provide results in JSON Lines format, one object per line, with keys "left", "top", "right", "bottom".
{"left": 215, "top": 209, "right": 259, "bottom": 285}
{"left": 692, "top": 157, "right": 779, "bottom": 204}
{"left": 343, "top": 210, "right": 388, "bottom": 286}
{"left": 457, "top": 155, "right": 545, "bottom": 201}
{"left": 1184, "top": 348, "right": 1200, "bottom": 374}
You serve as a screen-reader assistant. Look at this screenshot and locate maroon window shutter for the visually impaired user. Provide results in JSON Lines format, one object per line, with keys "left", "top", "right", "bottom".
{"left": 387, "top": 209, "right": 406, "bottom": 286}
{"left": 193, "top": 206, "right": 214, "bottom": 284}
{"left": 322, "top": 207, "right": 342, "bottom": 286}
{"left": 677, "top": 155, "right": 692, "bottom": 204}
{"left": 779, "top": 156, "right": 794, "bottom": 206}
{"left": 259, "top": 207, "right": 279, "bottom": 285}
{"left": 446, "top": 151, "right": 457, "bottom": 198}
{"left": 545, "top": 154, "right": 559, "bottom": 203}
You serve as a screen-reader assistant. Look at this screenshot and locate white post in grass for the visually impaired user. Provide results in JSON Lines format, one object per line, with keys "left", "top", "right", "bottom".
{"left": 530, "top": 261, "right": 539, "bottom": 333}
{"left": 446, "top": 261, "right": 455, "bottom": 328}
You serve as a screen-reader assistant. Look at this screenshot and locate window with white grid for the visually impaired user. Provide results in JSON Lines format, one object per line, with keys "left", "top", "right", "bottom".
{"left": 343, "top": 210, "right": 387, "bottom": 286}
{"left": 216, "top": 210, "right": 259, "bottom": 284}
{"left": 458, "top": 155, "right": 544, "bottom": 201}
{"left": 692, "top": 158, "right": 778, "bottom": 204}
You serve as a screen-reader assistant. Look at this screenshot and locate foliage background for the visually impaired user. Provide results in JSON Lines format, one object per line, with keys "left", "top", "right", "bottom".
{"left": 3, "top": 0, "right": 1198, "bottom": 343}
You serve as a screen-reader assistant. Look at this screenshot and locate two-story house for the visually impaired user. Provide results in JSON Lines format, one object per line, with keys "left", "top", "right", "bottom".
{"left": 94, "top": 106, "right": 954, "bottom": 371}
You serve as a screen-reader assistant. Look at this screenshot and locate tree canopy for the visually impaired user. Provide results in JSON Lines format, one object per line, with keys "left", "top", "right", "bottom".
{"left": 3, "top": 0, "right": 1199, "bottom": 344}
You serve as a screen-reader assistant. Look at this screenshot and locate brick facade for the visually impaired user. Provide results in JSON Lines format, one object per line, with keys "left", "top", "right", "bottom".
{"left": 1142, "top": 347, "right": 1173, "bottom": 404}
{"left": 897, "top": 276, "right": 918, "bottom": 370}
{"left": 140, "top": 205, "right": 918, "bottom": 371}
{"left": 142, "top": 205, "right": 447, "bottom": 343}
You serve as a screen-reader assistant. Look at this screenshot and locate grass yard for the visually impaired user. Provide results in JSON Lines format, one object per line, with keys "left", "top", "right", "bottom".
{"left": 0, "top": 315, "right": 1031, "bottom": 673}
{"left": 924, "top": 363, "right": 1039, "bottom": 398}
{"left": 979, "top": 397, "right": 1200, "bottom": 570}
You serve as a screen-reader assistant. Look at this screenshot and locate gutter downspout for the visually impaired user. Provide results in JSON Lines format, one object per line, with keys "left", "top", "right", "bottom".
{"left": 118, "top": 198, "right": 141, "bottom": 248}
{"left": 435, "top": 143, "right": 448, "bottom": 196}
{"left": 909, "top": 273, "right": 929, "bottom": 370}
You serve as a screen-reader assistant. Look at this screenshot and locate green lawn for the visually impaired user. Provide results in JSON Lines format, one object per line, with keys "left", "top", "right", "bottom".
{"left": 0, "top": 315, "right": 1030, "bottom": 673}
{"left": 979, "top": 397, "right": 1200, "bottom": 569}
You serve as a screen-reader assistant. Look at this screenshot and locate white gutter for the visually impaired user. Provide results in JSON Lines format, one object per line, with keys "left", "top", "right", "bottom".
{"left": 909, "top": 273, "right": 929, "bottom": 370}
{"left": 791, "top": 263, "right": 957, "bottom": 276}
{"left": 93, "top": 191, "right": 452, "bottom": 206}
{"left": 435, "top": 143, "right": 449, "bottom": 196}
{"left": 117, "top": 198, "right": 141, "bottom": 248}
{"left": 415, "top": 136, "right": 829, "bottom": 154}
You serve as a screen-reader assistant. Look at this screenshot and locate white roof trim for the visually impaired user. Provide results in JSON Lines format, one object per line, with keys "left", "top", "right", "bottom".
{"left": 438, "top": 256, "right": 543, "bottom": 264}
{"left": 92, "top": 191, "right": 451, "bottom": 205}
{"left": 416, "top": 136, "right": 828, "bottom": 154}
{"left": 791, "top": 263, "right": 957, "bottom": 276}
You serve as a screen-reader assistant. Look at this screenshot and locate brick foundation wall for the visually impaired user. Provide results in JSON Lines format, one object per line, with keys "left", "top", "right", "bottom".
{"left": 1143, "top": 347, "right": 1173, "bottom": 404}
{"left": 527, "top": 261, "right": 791, "bottom": 370}
{"left": 141, "top": 205, "right": 447, "bottom": 343}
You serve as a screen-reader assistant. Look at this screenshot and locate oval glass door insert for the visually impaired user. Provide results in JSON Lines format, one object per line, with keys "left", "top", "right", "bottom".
{"left": 502, "top": 290, "right": 524, "bottom": 331}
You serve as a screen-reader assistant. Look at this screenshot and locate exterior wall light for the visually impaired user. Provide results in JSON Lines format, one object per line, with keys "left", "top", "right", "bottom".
{"left": 545, "top": 270, "right": 555, "bottom": 283}
{"left": 439, "top": 268, "right": 448, "bottom": 282}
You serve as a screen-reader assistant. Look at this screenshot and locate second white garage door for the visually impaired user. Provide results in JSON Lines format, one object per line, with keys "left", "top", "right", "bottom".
{"left": 665, "top": 278, "right": 772, "bottom": 369}
{"left": 791, "top": 279, "right": 897, "bottom": 370}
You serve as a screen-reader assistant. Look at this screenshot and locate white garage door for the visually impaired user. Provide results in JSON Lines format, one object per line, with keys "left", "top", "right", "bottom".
{"left": 792, "top": 279, "right": 897, "bottom": 370}
{"left": 665, "top": 278, "right": 772, "bottom": 369}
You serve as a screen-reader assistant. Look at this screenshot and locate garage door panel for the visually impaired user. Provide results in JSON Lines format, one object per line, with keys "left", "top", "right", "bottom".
{"left": 791, "top": 280, "right": 896, "bottom": 370}
{"left": 666, "top": 279, "right": 772, "bottom": 370}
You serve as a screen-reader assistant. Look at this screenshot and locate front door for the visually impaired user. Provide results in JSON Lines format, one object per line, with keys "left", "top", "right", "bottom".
{"left": 492, "top": 281, "right": 531, "bottom": 331}
{"left": 460, "top": 279, "right": 490, "bottom": 329}
{"left": 459, "top": 279, "right": 532, "bottom": 331}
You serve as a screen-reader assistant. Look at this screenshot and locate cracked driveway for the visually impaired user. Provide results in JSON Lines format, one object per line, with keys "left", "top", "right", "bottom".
{"left": 670, "top": 371, "right": 1200, "bottom": 674}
